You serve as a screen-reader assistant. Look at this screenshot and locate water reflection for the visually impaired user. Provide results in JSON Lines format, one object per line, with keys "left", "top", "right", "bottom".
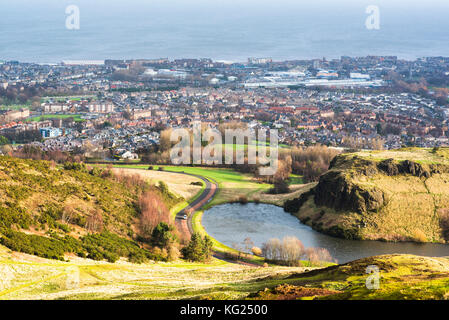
{"left": 202, "top": 203, "right": 449, "bottom": 263}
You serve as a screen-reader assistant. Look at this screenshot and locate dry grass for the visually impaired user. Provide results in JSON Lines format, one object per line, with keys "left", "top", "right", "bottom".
{"left": 0, "top": 244, "right": 310, "bottom": 300}
{"left": 354, "top": 147, "right": 449, "bottom": 165}
{"left": 112, "top": 168, "right": 203, "bottom": 200}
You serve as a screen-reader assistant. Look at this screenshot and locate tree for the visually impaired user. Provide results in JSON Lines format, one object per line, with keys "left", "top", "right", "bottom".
{"left": 243, "top": 237, "right": 254, "bottom": 254}
{"left": 159, "top": 129, "right": 174, "bottom": 152}
{"left": 151, "top": 222, "right": 177, "bottom": 248}
{"left": 139, "top": 191, "right": 170, "bottom": 236}
{"left": 270, "top": 179, "right": 290, "bottom": 194}
{"left": 0, "top": 135, "right": 9, "bottom": 146}
{"left": 181, "top": 233, "right": 213, "bottom": 262}
{"left": 203, "top": 236, "right": 214, "bottom": 261}
{"left": 86, "top": 211, "right": 103, "bottom": 233}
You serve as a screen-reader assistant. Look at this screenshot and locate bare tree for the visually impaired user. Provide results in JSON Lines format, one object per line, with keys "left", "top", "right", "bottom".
{"left": 86, "top": 211, "right": 103, "bottom": 233}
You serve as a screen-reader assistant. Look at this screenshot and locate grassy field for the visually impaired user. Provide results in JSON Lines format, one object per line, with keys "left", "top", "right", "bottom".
{"left": 353, "top": 147, "right": 449, "bottom": 165}
{"left": 0, "top": 104, "right": 31, "bottom": 111}
{"left": 250, "top": 254, "right": 449, "bottom": 300}
{"left": 27, "top": 114, "right": 85, "bottom": 122}
{"left": 112, "top": 168, "right": 203, "bottom": 200}
{"left": 41, "top": 95, "right": 97, "bottom": 103}
{"left": 1, "top": 244, "right": 448, "bottom": 300}
{"left": 109, "top": 165, "right": 274, "bottom": 207}
{"left": 0, "top": 245, "right": 308, "bottom": 300}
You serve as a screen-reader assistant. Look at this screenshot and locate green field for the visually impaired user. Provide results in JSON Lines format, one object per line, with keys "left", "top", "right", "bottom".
{"left": 0, "top": 104, "right": 31, "bottom": 111}
{"left": 27, "top": 114, "right": 85, "bottom": 122}
{"left": 109, "top": 165, "right": 273, "bottom": 207}
{"left": 40, "top": 95, "right": 97, "bottom": 103}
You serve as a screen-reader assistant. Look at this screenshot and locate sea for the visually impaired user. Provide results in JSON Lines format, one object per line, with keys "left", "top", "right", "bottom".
{"left": 0, "top": 0, "right": 449, "bottom": 63}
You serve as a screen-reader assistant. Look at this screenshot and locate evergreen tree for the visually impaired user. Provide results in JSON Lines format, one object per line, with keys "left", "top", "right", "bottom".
{"left": 182, "top": 233, "right": 213, "bottom": 262}
{"left": 151, "top": 222, "right": 177, "bottom": 248}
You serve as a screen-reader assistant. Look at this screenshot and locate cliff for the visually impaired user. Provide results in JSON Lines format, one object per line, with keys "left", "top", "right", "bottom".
{"left": 285, "top": 148, "right": 449, "bottom": 242}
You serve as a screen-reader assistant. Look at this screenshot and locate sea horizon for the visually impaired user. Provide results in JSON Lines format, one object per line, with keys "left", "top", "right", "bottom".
{"left": 1, "top": 0, "right": 449, "bottom": 63}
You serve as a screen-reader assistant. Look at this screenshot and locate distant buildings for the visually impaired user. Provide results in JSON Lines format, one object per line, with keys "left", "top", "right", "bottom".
{"left": 131, "top": 109, "right": 153, "bottom": 120}
{"left": 88, "top": 103, "right": 114, "bottom": 113}
{"left": 248, "top": 57, "right": 273, "bottom": 65}
{"left": 40, "top": 127, "right": 62, "bottom": 139}
{"left": 350, "top": 73, "right": 371, "bottom": 80}
{"left": 0, "top": 108, "right": 30, "bottom": 122}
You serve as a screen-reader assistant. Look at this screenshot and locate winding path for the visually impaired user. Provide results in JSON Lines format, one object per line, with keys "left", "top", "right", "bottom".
{"left": 173, "top": 173, "right": 260, "bottom": 267}
{"left": 174, "top": 172, "right": 218, "bottom": 237}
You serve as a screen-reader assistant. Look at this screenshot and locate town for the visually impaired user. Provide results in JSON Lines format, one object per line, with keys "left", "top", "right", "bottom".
{"left": 0, "top": 55, "right": 448, "bottom": 161}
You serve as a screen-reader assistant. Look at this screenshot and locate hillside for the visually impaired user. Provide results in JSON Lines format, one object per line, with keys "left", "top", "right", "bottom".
{"left": 285, "top": 148, "right": 449, "bottom": 243}
{"left": 251, "top": 254, "right": 449, "bottom": 300}
{"left": 1, "top": 247, "right": 448, "bottom": 299}
{"left": 0, "top": 156, "right": 181, "bottom": 262}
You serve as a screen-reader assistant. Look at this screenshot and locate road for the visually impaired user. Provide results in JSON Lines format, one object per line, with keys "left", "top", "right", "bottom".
{"left": 174, "top": 173, "right": 218, "bottom": 237}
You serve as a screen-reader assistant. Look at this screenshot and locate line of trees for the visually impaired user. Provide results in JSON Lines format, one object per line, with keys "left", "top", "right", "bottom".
{"left": 260, "top": 236, "right": 335, "bottom": 266}
{"left": 287, "top": 145, "right": 340, "bottom": 183}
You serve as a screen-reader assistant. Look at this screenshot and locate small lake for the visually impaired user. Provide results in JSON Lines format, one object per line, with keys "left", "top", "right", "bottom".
{"left": 202, "top": 203, "right": 449, "bottom": 263}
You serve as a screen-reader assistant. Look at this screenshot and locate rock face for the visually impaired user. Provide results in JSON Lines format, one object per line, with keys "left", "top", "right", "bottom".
{"left": 314, "top": 170, "right": 387, "bottom": 214}
{"left": 310, "top": 155, "right": 449, "bottom": 216}
{"left": 284, "top": 152, "right": 449, "bottom": 242}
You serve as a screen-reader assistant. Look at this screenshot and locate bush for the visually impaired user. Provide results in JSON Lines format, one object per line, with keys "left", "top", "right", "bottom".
{"left": 151, "top": 222, "right": 178, "bottom": 248}
{"left": 260, "top": 236, "right": 335, "bottom": 266}
{"left": 0, "top": 230, "right": 83, "bottom": 261}
{"left": 63, "top": 162, "right": 86, "bottom": 171}
{"left": 238, "top": 195, "right": 248, "bottom": 205}
{"left": 269, "top": 179, "right": 290, "bottom": 194}
{"left": 81, "top": 231, "right": 162, "bottom": 263}
{"left": 158, "top": 166, "right": 165, "bottom": 171}
{"left": 251, "top": 247, "right": 262, "bottom": 256}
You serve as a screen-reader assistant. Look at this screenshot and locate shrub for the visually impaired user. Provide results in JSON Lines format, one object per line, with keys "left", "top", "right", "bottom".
{"left": 305, "top": 247, "right": 335, "bottom": 266}
{"left": 238, "top": 195, "right": 248, "bottom": 204}
{"left": 269, "top": 179, "right": 290, "bottom": 194}
{"left": 251, "top": 247, "right": 262, "bottom": 256}
{"left": 0, "top": 230, "right": 83, "bottom": 261}
{"left": 81, "top": 231, "right": 162, "bottom": 263}
{"left": 412, "top": 229, "right": 427, "bottom": 243}
{"left": 151, "top": 222, "right": 178, "bottom": 248}
{"left": 63, "top": 162, "right": 86, "bottom": 171}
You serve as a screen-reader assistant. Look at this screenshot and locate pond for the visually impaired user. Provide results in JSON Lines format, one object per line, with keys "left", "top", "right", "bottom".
{"left": 202, "top": 203, "right": 449, "bottom": 263}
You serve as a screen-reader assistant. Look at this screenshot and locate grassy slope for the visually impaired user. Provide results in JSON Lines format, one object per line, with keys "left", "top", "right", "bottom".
{"left": 251, "top": 254, "right": 449, "bottom": 300}
{"left": 0, "top": 156, "right": 185, "bottom": 263}
{"left": 1, "top": 248, "right": 448, "bottom": 300}
{"left": 0, "top": 156, "right": 142, "bottom": 238}
{"left": 295, "top": 148, "right": 449, "bottom": 243}
{"left": 0, "top": 245, "right": 308, "bottom": 300}
{"left": 110, "top": 165, "right": 273, "bottom": 206}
